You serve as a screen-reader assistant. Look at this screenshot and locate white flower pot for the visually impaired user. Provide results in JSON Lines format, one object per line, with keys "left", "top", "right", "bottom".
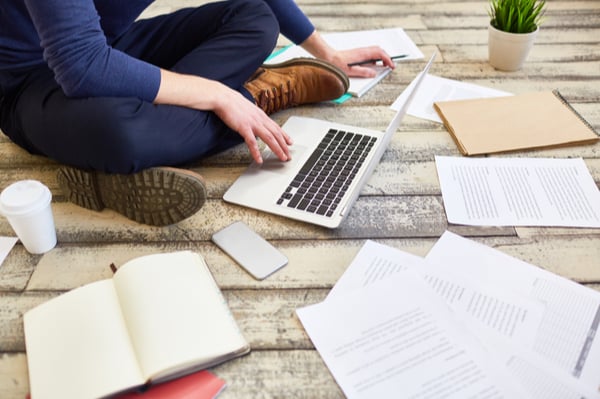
{"left": 488, "top": 24, "right": 538, "bottom": 71}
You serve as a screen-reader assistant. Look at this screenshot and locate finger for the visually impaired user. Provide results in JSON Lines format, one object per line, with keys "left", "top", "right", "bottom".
{"left": 240, "top": 126, "right": 264, "bottom": 164}
{"left": 360, "top": 48, "right": 394, "bottom": 68}
{"left": 255, "top": 110, "right": 293, "bottom": 159}
{"left": 379, "top": 52, "right": 395, "bottom": 68}
{"left": 347, "top": 65, "right": 378, "bottom": 78}
{"left": 371, "top": 47, "right": 395, "bottom": 68}
{"left": 257, "top": 122, "right": 291, "bottom": 161}
{"left": 268, "top": 120, "right": 293, "bottom": 155}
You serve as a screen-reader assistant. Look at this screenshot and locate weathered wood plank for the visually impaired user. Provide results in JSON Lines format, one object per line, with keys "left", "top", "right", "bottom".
{"left": 0, "top": 293, "right": 49, "bottom": 352}
{"left": 0, "top": 195, "right": 516, "bottom": 244}
{"left": 214, "top": 349, "right": 344, "bottom": 399}
{"left": 23, "top": 241, "right": 364, "bottom": 291}
{"left": 295, "top": 1, "right": 600, "bottom": 18}
{"left": 417, "top": 28, "right": 600, "bottom": 47}
{"left": 516, "top": 226, "right": 600, "bottom": 238}
{"left": 0, "top": 350, "right": 346, "bottom": 399}
{"left": 4, "top": 126, "right": 598, "bottom": 176}
{"left": 18, "top": 235, "right": 600, "bottom": 293}
{"left": 305, "top": 12, "right": 600, "bottom": 32}
{"left": 0, "top": 246, "right": 39, "bottom": 292}
{"left": 440, "top": 45, "right": 600, "bottom": 64}
{"left": 3, "top": 148, "right": 597, "bottom": 205}
{"left": 0, "top": 353, "right": 29, "bottom": 399}
{"left": 425, "top": 14, "right": 600, "bottom": 30}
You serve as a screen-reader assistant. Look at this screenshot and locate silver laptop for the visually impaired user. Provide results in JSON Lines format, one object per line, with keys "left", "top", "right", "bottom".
{"left": 223, "top": 53, "right": 435, "bottom": 228}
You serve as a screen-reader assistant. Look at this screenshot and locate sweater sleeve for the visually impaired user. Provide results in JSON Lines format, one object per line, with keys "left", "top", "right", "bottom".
{"left": 23, "top": 0, "right": 160, "bottom": 102}
{"left": 263, "top": 0, "right": 315, "bottom": 45}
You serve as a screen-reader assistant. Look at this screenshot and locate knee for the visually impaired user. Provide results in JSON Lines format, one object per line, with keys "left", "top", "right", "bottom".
{"left": 71, "top": 102, "right": 153, "bottom": 174}
{"left": 230, "top": 0, "right": 280, "bottom": 51}
{"left": 83, "top": 125, "right": 144, "bottom": 174}
{"left": 252, "top": 0, "right": 280, "bottom": 48}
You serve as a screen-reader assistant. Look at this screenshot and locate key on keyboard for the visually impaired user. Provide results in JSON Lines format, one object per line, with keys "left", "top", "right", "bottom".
{"left": 276, "top": 129, "right": 375, "bottom": 217}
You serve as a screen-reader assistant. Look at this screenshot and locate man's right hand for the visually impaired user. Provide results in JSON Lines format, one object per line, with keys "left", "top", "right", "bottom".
{"left": 155, "top": 69, "right": 292, "bottom": 164}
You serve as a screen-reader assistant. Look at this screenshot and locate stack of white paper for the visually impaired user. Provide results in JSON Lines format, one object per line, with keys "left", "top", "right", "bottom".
{"left": 297, "top": 232, "right": 600, "bottom": 399}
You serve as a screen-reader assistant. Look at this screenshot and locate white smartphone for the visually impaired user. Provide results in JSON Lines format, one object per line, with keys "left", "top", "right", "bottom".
{"left": 211, "top": 221, "right": 288, "bottom": 280}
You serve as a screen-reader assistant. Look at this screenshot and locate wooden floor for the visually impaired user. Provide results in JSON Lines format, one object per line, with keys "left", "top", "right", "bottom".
{"left": 1, "top": 0, "right": 599, "bottom": 397}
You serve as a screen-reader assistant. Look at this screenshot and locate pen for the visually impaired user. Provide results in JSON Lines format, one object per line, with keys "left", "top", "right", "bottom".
{"left": 347, "top": 54, "right": 408, "bottom": 67}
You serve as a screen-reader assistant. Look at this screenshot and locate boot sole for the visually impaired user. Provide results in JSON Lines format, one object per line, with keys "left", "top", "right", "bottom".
{"left": 57, "top": 166, "right": 207, "bottom": 226}
{"left": 263, "top": 58, "right": 350, "bottom": 92}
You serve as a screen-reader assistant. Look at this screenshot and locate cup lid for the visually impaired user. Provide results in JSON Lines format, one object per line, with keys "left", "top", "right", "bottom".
{"left": 0, "top": 180, "right": 52, "bottom": 216}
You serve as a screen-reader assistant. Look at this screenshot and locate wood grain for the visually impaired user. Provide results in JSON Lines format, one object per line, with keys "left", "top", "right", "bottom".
{"left": 0, "top": 0, "right": 599, "bottom": 397}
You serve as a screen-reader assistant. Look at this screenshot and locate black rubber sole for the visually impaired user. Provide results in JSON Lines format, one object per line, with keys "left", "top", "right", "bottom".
{"left": 57, "top": 166, "right": 207, "bottom": 226}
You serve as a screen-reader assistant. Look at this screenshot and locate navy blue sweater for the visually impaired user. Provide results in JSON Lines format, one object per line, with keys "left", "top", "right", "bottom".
{"left": 0, "top": 0, "right": 314, "bottom": 102}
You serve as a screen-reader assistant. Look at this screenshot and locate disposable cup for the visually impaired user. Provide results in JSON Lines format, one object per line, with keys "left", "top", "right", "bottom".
{"left": 0, "top": 180, "right": 57, "bottom": 254}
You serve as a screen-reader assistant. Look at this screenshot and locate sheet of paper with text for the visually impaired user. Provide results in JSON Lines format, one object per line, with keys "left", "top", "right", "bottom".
{"left": 297, "top": 268, "right": 526, "bottom": 399}
{"left": 435, "top": 156, "right": 600, "bottom": 227}
{"left": 427, "top": 232, "right": 600, "bottom": 396}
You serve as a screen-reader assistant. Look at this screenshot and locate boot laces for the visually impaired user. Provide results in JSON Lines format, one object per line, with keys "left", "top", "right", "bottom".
{"left": 257, "top": 81, "right": 297, "bottom": 115}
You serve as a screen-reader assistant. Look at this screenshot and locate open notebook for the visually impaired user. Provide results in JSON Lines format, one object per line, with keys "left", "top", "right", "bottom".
{"left": 223, "top": 53, "right": 436, "bottom": 228}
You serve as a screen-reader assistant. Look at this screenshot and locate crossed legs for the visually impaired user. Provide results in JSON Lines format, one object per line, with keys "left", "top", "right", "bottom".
{"left": 3, "top": 0, "right": 278, "bottom": 174}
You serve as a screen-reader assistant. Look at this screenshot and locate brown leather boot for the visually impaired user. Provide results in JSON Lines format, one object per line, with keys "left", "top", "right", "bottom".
{"left": 244, "top": 58, "right": 349, "bottom": 115}
{"left": 57, "top": 166, "right": 207, "bottom": 226}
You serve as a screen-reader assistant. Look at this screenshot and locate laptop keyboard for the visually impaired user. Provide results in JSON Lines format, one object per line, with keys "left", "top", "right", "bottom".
{"left": 276, "top": 129, "right": 376, "bottom": 217}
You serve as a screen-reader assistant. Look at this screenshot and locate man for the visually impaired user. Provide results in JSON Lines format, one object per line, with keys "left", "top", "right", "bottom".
{"left": 0, "top": 0, "right": 393, "bottom": 225}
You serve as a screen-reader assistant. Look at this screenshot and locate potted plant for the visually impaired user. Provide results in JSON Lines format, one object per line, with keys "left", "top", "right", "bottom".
{"left": 487, "top": 0, "right": 547, "bottom": 71}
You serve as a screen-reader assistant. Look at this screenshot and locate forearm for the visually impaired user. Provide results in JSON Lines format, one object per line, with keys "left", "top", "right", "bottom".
{"left": 299, "top": 30, "right": 395, "bottom": 78}
{"left": 154, "top": 69, "right": 228, "bottom": 112}
{"left": 298, "top": 30, "right": 336, "bottom": 62}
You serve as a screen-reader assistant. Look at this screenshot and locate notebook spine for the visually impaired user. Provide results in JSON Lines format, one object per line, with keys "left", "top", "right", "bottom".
{"left": 552, "top": 89, "right": 599, "bottom": 137}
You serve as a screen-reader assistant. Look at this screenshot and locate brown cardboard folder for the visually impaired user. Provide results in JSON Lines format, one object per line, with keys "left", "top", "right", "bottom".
{"left": 433, "top": 90, "right": 599, "bottom": 156}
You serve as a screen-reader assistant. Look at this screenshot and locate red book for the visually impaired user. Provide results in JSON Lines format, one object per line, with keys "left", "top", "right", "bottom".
{"left": 27, "top": 370, "right": 226, "bottom": 399}
{"left": 115, "top": 370, "right": 227, "bottom": 399}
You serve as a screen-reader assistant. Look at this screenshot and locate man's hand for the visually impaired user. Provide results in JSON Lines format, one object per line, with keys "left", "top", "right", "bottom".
{"left": 212, "top": 87, "right": 292, "bottom": 164}
{"left": 335, "top": 46, "right": 396, "bottom": 78}
{"left": 155, "top": 69, "right": 292, "bottom": 164}
{"left": 299, "top": 30, "right": 395, "bottom": 78}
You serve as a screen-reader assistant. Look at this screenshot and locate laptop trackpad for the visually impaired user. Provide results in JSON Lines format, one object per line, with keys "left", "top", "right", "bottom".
{"left": 258, "top": 145, "right": 308, "bottom": 174}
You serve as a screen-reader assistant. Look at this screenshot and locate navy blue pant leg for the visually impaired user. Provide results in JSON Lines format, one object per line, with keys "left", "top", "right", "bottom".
{"left": 0, "top": 0, "right": 279, "bottom": 173}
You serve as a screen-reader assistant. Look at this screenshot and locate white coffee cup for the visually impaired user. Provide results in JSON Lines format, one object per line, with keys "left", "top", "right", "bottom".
{"left": 0, "top": 180, "right": 57, "bottom": 254}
